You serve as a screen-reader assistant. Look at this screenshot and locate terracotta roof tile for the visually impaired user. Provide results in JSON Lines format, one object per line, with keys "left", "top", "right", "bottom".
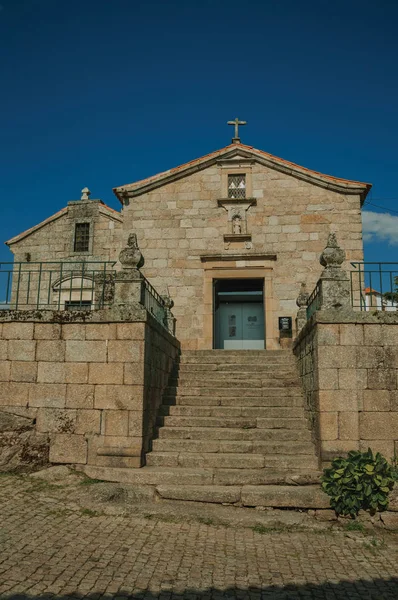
{"left": 113, "top": 142, "right": 372, "bottom": 200}
{"left": 99, "top": 202, "right": 123, "bottom": 220}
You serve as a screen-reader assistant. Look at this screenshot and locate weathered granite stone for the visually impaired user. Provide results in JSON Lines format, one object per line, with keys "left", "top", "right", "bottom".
{"left": 296, "top": 283, "right": 309, "bottom": 332}
{"left": 317, "top": 235, "right": 352, "bottom": 311}
{"left": 241, "top": 485, "right": 330, "bottom": 509}
{"left": 319, "top": 232, "right": 345, "bottom": 269}
{"left": 380, "top": 511, "right": 398, "bottom": 530}
{"left": 49, "top": 433, "right": 87, "bottom": 464}
{"left": 0, "top": 410, "right": 49, "bottom": 472}
{"left": 118, "top": 233, "right": 143, "bottom": 270}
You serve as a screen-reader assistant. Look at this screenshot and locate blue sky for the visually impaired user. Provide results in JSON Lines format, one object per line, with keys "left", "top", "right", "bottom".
{"left": 0, "top": 0, "right": 397, "bottom": 264}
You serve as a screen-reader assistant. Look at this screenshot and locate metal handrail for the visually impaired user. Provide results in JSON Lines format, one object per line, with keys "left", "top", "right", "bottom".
{"left": 350, "top": 262, "right": 398, "bottom": 311}
{"left": 306, "top": 282, "right": 321, "bottom": 319}
{"left": 141, "top": 274, "right": 168, "bottom": 328}
{"left": 0, "top": 261, "right": 116, "bottom": 311}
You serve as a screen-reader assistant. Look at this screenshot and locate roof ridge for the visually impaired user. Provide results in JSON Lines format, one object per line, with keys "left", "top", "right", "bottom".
{"left": 6, "top": 202, "right": 122, "bottom": 246}
{"left": 99, "top": 202, "right": 123, "bottom": 219}
{"left": 5, "top": 207, "right": 68, "bottom": 246}
{"left": 113, "top": 142, "right": 371, "bottom": 203}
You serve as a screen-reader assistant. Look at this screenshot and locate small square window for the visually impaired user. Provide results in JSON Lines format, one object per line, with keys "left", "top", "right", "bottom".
{"left": 228, "top": 174, "right": 246, "bottom": 199}
{"left": 74, "top": 223, "right": 90, "bottom": 252}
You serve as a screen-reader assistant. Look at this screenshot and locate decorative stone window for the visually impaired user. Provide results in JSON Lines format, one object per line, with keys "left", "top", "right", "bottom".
{"left": 73, "top": 223, "right": 90, "bottom": 253}
{"left": 228, "top": 174, "right": 246, "bottom": 199}
{"left": 53, "top": 276, "right": 95, "bottom": 310}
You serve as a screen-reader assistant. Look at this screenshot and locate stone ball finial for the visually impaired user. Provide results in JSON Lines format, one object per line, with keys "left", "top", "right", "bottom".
{"left": 296, "top": 283, "right": 310, "bottom": 308}
{"left": 320, "top": 232, "right": 345, "bottom": 268}
{"left": 81, "top": 187, "right": 91, "bottom": 201}
{"left": 119, "top": 233, "right": 142, "bottom": 270}
{"left": 162, "top": 295, "right": 174, "bottom": 310}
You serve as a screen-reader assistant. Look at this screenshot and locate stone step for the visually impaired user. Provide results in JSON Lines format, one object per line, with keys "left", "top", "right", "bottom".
{"left": 175, "top": 363, "right": 297, "bottom": 373}
{"left": 168, "top": 378, "right": 299, "bottom": 388}
{"left": 158, "top": 415, "right": 257, "bottom": 428}
{"left": 165, "top": 387, "right": 303, "bottom": 398}
{"left": 152, "top": 438, "right": 315, "bottom": 455}
{"left": 146, "top": 452, "right": 265, "bottom": 469}
{"left": 156, "top": 484, "right": 242, "bottom": 504}
{"left": 182, "top": 348, "right": 293, "bottom": 356}
{"left": 159, "top": 405, "right": 304, "bottom": 419}
{"left": 179, "top": 355, "right": 293, "bottom": 365}
{"left": 156, "top": 484, "right": 328, "bottom": 507}
{"left": 257, "top": 417, "right": 309, "bottom": 430}
{"left": 158, "top": 416, "right": 308, "bottom": 429}
{"left": 240, "top": 485, "right": 329, "bottom": 509}
{"left": 173, "top": 371, "right": 297, "bottom": 381}
{"left": 83, "top": 465, "right": 215, "bottom": 485}
{"left": 157, "top": 426, "right": 312, "bottom": 442}
{"left": 146, "top": 452, "right": 319, "bottom": 470}
{"left": 81, "top": 465, "right": 323, "bottom": 497}
{"left": 162, "top": 395, "right": 305, "bottom": 407}
{"left": 213, "top": 469, "right": 321, "bottom": 486}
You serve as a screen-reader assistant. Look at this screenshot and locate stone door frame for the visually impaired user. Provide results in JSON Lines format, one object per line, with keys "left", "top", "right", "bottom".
{"left": 201, "top": 260, "right": 278, "bottom": 350}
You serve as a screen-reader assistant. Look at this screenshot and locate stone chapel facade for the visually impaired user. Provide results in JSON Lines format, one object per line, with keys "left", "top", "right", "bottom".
{"left": 6, "top": 139, "right": 371, "bottom": 350}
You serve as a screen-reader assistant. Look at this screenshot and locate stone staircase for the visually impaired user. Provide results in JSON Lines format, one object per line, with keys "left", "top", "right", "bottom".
{"left": 147, "top": 350, "right": 319, "bottom": 476}
{"left": 83, "top": 350, "right": 326, "bottom": 508}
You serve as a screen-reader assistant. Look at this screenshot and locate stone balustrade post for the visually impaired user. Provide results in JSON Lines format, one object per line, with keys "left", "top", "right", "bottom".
{"left": 113, "top": 234, "right": 145, "bottom": 308}
{"left": 317, "top": 233, "right": 352, "bottom": 311}
{"left": 162, "top": 295, "right": 176, "bottom": 335}
{"left": 296, "top": 283, "right": 309, "bottom": 332}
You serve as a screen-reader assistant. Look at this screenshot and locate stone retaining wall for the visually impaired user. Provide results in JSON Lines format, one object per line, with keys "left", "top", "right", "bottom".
{"left": 294, "top": 311, "right": 398, "bottom": 464}
{"left": 0, "top": 311, "right": 179, "bottom": 468}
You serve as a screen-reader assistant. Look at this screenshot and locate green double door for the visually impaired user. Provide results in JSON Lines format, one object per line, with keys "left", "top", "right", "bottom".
{"left": 214, "top": 296, "right": 265, "bottom": 350}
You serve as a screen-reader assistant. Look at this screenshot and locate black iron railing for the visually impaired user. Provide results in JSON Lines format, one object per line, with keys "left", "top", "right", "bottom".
{"left": 306, "top": 282, "right": 321, "bottom": 319}
{"left": 350, "top": 262, "right": 398, "bottom": 311}
{"left": 0, "top": 261, "right": 117, "bottom": 311}
{"left": 142, "top": 275, "right": 168, "bottom": 328}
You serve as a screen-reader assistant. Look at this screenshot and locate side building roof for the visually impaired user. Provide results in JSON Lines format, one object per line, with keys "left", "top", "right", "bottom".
{"left": 5, "top": 202, "right": 122, "bottom": 246}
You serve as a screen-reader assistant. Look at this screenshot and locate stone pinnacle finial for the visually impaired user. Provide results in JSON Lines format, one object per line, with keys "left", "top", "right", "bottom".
{"left": 296, "top": 283, "right": 310, "bottom": 308}
{"left": 118, "top": 233, "right": 142, "bottom": 270}
{"left": 320, "top": 233, "right": 345, "bottom": 269}
{"left": 81, "top": 187, "right": 91, "bottom": 201}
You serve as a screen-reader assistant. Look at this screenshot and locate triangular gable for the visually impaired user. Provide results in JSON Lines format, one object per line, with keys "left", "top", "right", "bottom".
{"left": 6, "top": 202, "right": 122, "bottom": 246}
{"left": 5, "top": 208, "right": 68, "bottom": 246}
{"left": 113, "top": 143, "right": 371, "bottom": 205}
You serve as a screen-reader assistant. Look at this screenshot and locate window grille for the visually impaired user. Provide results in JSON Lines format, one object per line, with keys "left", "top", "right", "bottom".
{"left": 228, "top": 174, "right": 246, "bottom": 199}
{"left": 74, "top": 223, "right": 90, "bottom": 252}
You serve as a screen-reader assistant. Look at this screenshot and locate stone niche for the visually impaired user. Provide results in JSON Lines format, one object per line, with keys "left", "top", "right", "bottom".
{"left": 217, "top": 197, "right": 256, "bottom": 249}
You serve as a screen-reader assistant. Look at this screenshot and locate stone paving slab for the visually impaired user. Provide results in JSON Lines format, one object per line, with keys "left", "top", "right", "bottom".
{"left": 1, "top": 474, "right": 398, "bottom": 599}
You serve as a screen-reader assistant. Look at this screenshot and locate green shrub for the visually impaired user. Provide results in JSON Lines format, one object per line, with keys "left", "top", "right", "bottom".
{"left": 321, "top": 448, "right": 397, "bottom": 518}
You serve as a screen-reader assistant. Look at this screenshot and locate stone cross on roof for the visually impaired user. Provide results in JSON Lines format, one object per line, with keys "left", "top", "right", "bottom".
{"left": 227, "top": 117, "right": 247, "bottom": 144}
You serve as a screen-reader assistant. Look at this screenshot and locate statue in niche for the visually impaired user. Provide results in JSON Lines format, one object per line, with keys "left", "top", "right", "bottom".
{"left": 232, "top": 215, "right": 242, "bottom": 235}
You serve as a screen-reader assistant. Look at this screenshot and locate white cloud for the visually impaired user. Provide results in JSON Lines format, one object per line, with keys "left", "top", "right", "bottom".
{"left": 362, "top": 211, "right": 398, "bottom": 246}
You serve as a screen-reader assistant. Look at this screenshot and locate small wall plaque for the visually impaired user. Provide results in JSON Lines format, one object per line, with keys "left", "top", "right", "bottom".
{"left": 278, "top": 317, "right": 292, "bottom": 332}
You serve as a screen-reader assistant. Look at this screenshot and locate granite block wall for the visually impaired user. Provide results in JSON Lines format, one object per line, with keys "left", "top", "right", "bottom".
{"left": 0, "top": 315, "right": 179, "bottom": 468}
{"left": 294, "top": 312, "right": 398, "bottom": 464}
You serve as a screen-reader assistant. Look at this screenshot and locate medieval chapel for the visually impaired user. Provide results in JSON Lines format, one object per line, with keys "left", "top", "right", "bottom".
{"left": 6, "top": 121, "right": 371, "bottom": 350}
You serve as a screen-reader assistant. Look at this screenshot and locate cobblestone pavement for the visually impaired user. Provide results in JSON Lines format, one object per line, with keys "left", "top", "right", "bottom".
{"left": 1, "top": 475, "right": 398, "bottom": 599}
